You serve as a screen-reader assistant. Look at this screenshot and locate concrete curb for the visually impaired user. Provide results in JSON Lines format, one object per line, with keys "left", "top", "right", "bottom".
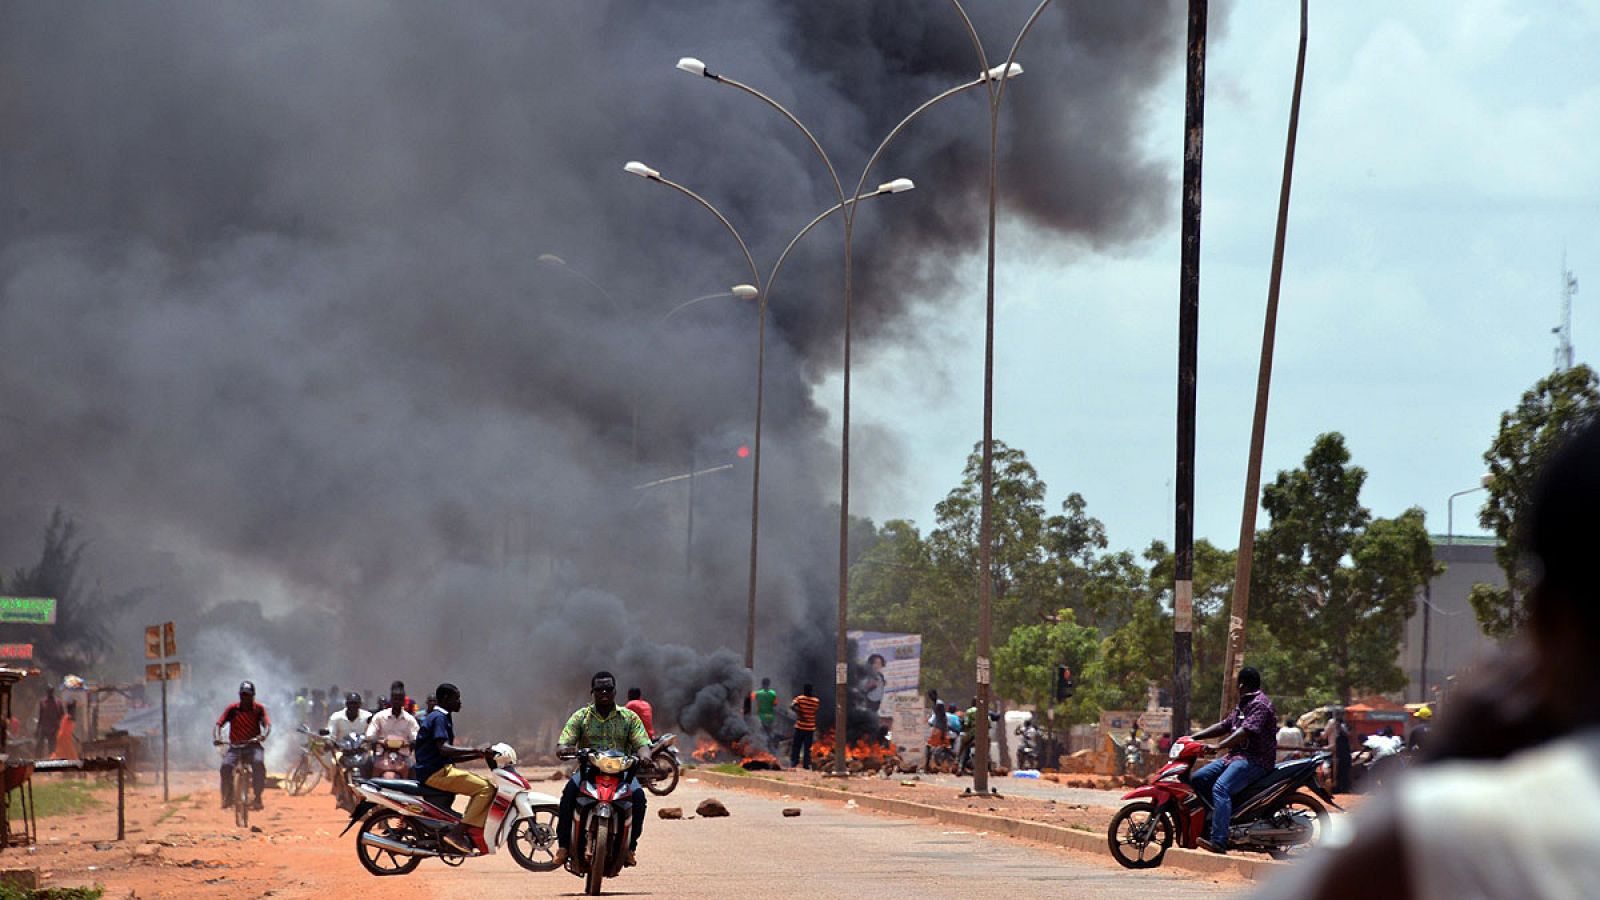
{"left": 691, "top": 770, "right": 1286, "bottom": 881}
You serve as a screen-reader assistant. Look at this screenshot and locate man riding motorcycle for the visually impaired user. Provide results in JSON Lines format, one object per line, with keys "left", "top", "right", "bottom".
{"left": 413, "top": 682, "right": 496, "bottom": 854}
{"left": 367, "top": 680, "right": 420, "bottom": 744}
{"left": 1186, "top": 666, "right": 1279, "bottom": 854}
{"left": 553, "top": 671, "right": 651, "bottom": 869}
{"left": 214, "top": 680, "right": 271, "bottom": 810}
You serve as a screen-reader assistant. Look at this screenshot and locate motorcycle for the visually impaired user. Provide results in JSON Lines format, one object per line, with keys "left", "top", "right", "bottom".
{"left": 1107, "top": 736, "right": 1341, "bottom": 868}
{"left": 643, "top": 733, "right": 680, "bottom": 796}
{"left": 1015, "top": 726, "right": 1041, "bottom": 770}
{"left": 342, "top": 742, "right": 562, "bottom": 876}
{"left": 371, "top": 736, "right": 412, "bottom": 781}
{"left": 334, "top": 733, "right": 372, "bottom": 811}
{"left": 558, "top": 746, "right": 645, "bottom": 896}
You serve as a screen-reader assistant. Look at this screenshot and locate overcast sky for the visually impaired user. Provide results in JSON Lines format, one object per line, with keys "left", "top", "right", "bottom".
{"left": 830, "top": 0, "right": 1600, "bottom": 553}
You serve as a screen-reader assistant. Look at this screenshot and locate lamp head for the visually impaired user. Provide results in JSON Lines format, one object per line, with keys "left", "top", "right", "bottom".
{"left": 984, "top": 62, "right": 1024, "bottom": 81}
{"left": 624, "top": 161, "right": 660, "bottom": 180}
{"left": 731, "top": 284, "right": 759, "bottom": 300}
{"left": 676, "top": 57, "right": 709, "bottom": 77}
{"left": 536, "top": 254, "right": 566, "bottom": 266}
{"left": 877, "top": 178, "right": 915, "bottom": 194}
{"left": 1481, "top": 473, "right": 1494, "bottom": 488}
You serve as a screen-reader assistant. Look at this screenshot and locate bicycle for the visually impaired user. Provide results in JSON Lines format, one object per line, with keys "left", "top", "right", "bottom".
{"left": 285, "top": 724, "right": 338, "bottom": 796}
{"left": 217, "top": 738, "right": 264, "bottom": 828}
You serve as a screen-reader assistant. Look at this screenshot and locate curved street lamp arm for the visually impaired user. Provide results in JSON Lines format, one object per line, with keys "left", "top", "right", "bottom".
{"left": 946, "top": 0, "right": 993, "bottom": 96}
{"left": 537, "top": 255, "right": 626, "bottom": 314}
{"left": 851, "top": 78, "right": 984, "bottom": 208}
{"left": 646, "top": 175, "right": 763, "bottom": 293}
{"left": 995, "top": 0, "right": 1053, "bottom": 107}
{"left": 659, "top": 291, "right": 736, "bottom": 324}
{"left": 705, "top": 74, "right": 847, "bottom": 207}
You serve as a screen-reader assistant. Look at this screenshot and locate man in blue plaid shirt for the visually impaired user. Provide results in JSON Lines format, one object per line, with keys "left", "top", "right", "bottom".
{"left": 553, "top": 671, "right": 651, "bottom": 869}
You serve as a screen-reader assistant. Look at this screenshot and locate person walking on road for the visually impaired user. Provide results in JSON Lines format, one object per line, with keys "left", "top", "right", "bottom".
{"left": 789, "top": 684, "right": 819, "bottom": 770}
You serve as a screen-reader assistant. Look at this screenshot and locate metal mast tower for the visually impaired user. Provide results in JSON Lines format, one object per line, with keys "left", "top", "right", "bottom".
{"left": 1554, "top": 253, "right": 1577, "bottom": 372}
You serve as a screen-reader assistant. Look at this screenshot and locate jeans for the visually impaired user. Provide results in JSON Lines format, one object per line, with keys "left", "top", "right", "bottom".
{"left": 559, "top": 776, "right": 645, "bottom": 852}
{"left": 1189, "top": 757, "right": 1269, "bottom": 845}
{"left": 790, "top": 729, "right": 814, "bottom": 769}
{"left": 220, "top": 744, "right": 266, "bottom": 806}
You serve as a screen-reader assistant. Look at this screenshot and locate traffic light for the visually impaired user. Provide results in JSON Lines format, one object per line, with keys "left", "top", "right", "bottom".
{"left": 736, "top": 445, "right": 750, "bottom": 459}
{"left": 1054, "top": 664, "right": 1074, "bottom": 702}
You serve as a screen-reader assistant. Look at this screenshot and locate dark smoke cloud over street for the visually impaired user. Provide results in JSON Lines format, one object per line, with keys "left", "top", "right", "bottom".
{"left": 0, "top": 1, "right": 1195, "bottom": 743}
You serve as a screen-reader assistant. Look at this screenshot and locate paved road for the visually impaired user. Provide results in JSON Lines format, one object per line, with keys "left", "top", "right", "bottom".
{"left": 414, "top": 781, "right": 1246, "bottom": 899}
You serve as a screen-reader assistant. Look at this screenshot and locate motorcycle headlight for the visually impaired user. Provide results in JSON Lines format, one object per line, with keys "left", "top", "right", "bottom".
{"left": 593, "top": 754, "right": 628, "bottom": 774}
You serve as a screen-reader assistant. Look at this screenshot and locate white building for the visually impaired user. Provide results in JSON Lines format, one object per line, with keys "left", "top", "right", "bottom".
{"left": 1397, "top": 535, "right": 1503, "bottom": 704}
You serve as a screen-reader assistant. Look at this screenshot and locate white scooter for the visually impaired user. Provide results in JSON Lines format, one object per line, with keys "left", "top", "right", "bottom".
{"left": 342, "top": 743, "right": 562, "bottom": 876}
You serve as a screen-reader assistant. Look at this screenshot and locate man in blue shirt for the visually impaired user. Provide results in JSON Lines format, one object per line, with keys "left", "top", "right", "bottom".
{"left": 413, "top": 682, "right": 493, "bottom": 854}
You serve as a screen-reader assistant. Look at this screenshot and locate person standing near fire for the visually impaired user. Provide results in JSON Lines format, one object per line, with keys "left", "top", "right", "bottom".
{"left": 752, "top": 678, "right": 778, "bottom": 741}
{"left": 789, "top": 684, "right": 820, "bottom": 770}
{"left": 624, "top": 687, "right": 654, "bottom": 740}
{"left": 35, "top": 686, "right": 62, "bottom": 758}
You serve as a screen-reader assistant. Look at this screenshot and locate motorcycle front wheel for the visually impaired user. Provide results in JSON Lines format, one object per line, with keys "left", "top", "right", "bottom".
{"left": 1106, "top": 800, "right": 1175, "bottom": 869}
{"left": 356, "top": 812, "right": 423, "bottom": 876}
{"left": 586, "top": 818, "right": 610, "bottom": 896}
{"left": 646, "top": 752, "right": 680, "bottom": 796}
{"left": 507, "top": 804, "right": 562, "bottom": 872}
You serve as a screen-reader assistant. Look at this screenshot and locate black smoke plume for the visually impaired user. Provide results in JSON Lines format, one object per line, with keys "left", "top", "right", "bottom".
{"left": 0, "top": 2, "right": 1195, "bottom": 748}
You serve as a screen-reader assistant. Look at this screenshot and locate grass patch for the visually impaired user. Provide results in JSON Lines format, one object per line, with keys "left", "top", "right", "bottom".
{"left": 8, "top": 781, "right": 106, "bottom": 818}
{"left": 0, "top": 885, "right": 103, "bottom": 900}
{"left": 706, "top": 763, "right": 751, "bottom": 777}
{"left": 1068, "top": 823, "right": 1094, "bottom": 833}
{"left": 154, "top": 795, "right": 191, "bottom": 826}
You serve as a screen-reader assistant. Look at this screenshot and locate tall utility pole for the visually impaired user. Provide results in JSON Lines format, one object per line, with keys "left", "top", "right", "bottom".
{"left": 1554, "top": 253, "right": 1577, "bottom": 372}
{"left": 1172, "top": 0, "right": 1208, "bottom": 742}
{"left": 1221, "top": 0, "right": 1308, "bottom": 714}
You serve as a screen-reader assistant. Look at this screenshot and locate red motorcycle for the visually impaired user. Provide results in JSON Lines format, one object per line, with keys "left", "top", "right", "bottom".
{"left": 1107, "top": 736, "right": 1339, "bottom": 868}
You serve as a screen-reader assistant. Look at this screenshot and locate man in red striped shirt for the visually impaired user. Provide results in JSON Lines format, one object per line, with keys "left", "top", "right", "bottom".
{"left": 214, "top": 681, "right": 272, "bottom": 810}
{"left": 789, "top": 684, "right": 819, "bottom": 770}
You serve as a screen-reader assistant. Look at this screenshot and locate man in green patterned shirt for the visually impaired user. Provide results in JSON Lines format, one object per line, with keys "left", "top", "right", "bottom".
{"left": 553, "top": 671, "right": 651, "bottom": 868}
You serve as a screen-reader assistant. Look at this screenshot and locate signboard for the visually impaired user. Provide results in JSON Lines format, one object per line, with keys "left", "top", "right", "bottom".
{"left": 1100, "top": 708, "right": 1172, "bottom": 740}
{"left": 0, "top": 643, "right": 34, "bottom": 661}
{"left": 145, "top": 626, "right": 162, "bottom": 659}
{"left": 162, "top": 622, "right": 176, "bottom": 658}
{"left": 145, "top": 662, "right": 182, "bottom": 682}
{"left": 849, "top": 630, "right": 923, "bottom": 758}
{"left": 0, "top": 596, "right": 57, "bottom": 624}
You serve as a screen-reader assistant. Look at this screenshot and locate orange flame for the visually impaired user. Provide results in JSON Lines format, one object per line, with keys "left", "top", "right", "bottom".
{"left": 809, "top": 729, "right": 901, "bottom": 771}
{"left": 691, "top": 736, "right": 721, "bottom": 763}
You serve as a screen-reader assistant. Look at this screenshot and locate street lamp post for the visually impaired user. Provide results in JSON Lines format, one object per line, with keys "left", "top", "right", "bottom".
{"left": 676, "top": 49, "right": 1022, "bottom": 777}
{"left": 1427, "top": 475, "right": 1492, "bottom": 698}
{"left": 943, "top": 0, "right": 1054, "bottom": 797}
{"left": 625, "top": 164, "right": 913, "bottom": 687}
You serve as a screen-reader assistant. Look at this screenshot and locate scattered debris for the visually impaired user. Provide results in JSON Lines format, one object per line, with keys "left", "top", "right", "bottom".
{"left": 93, "top": 842, "right": 115, "bottom": 851}
{"left": 658, "top": 807, "right": 684, "bottom": 820}
{"left": 781, "top": 808, "right": 801, "bottom": 817}
{"left": 694, "top": 798, "right": 730, "bottom": 818}
{"left": 133, "top": 844, "right": 162, "bottom": 861}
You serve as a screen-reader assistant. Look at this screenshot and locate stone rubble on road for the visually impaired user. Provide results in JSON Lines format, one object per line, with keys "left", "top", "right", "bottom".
{"left": 658, "top": 807, "right": 684, "bottom": 819}
{"left": 695, "top": 798, "right": 730, "bottom": 817}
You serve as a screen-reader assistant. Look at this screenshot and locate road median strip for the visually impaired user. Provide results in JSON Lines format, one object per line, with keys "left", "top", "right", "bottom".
{"left": 692, "top": 770, "right": 1286, "bottom": 881}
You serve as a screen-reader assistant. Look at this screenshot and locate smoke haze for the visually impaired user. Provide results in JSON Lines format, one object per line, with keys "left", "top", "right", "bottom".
{"left": 0, "top": 1, "right": 1193, "bottom": 747}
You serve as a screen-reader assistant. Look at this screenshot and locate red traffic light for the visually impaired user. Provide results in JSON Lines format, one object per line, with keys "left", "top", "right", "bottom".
{"left": 737, "top": 445, "right": 750, "bottom": 459}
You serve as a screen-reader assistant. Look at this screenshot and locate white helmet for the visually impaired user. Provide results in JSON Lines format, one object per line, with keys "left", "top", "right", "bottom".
{"left": 489, "top": 742, "right": 518, "bottom": 767}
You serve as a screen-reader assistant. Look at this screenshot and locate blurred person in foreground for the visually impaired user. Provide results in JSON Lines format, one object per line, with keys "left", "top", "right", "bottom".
{"left": 1258, "top": 414, "right": 1600, "bottom": 899}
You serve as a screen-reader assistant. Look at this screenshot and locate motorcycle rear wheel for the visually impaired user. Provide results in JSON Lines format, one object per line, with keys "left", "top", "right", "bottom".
{"left": 1265, "top": 791, "right": 1329, "bottom": 859}
{"left": 507, "top": 804, "right": 562, "bottom": 872}
{"left": 586, "top": 818, "right": 610, "bottom": 896}
{"left": 646, "top": 753, "right": 680, "bottom": 796}
{"left": 356, "top": 812, "right": 423, "bottom": 876}
{"left": 1106, "top": 800, "right": 1175, "bottom": 869}
{"left": 285, "top": 756, "right": 321, "bottom": 796}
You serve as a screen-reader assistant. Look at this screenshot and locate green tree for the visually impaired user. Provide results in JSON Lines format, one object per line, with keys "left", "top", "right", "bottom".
{"left": 1250, "top": 434, "right": 1439, "bottom": 704}
{"left": 4, "top": 509, "right": 110, "bottom": 675}
{"left": 1473, "top": 364, "right": 1600, "bottom": 638}
{"left": 993, "top": 608, "right": 1102, "bottom": 724}
{"left": 1144, "top": 539, "right": 1236, "bottom": 724}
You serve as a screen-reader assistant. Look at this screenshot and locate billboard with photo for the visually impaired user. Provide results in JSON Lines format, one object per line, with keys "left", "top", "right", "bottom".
{"left": 849, "top": 630, "right": 923, "bottom": 759}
